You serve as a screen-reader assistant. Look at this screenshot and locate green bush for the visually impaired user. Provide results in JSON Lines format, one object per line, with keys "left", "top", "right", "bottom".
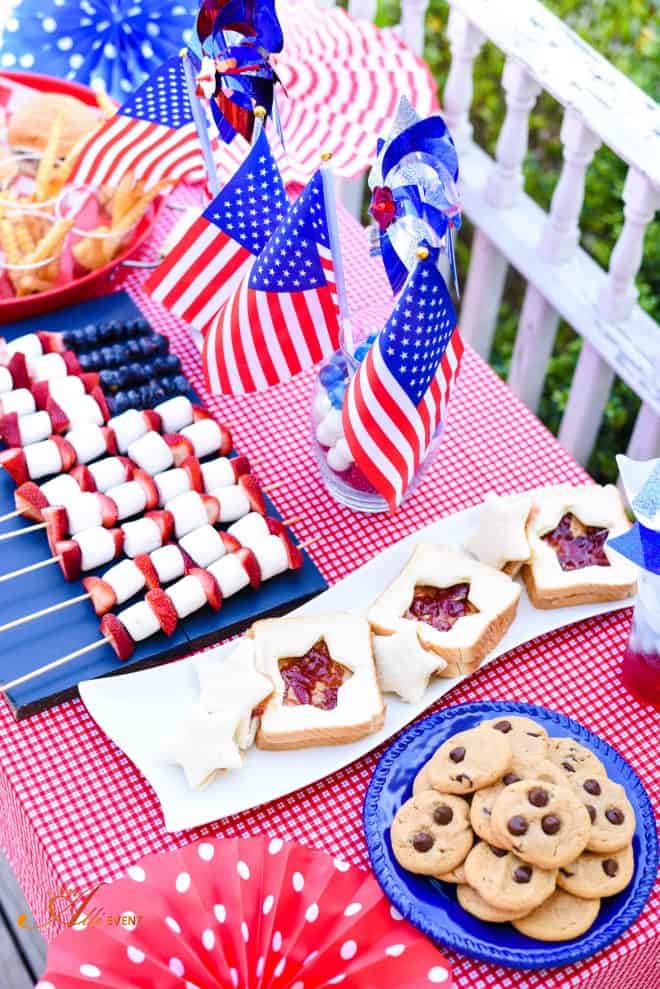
{"left": 375, "top": 0, "right": 659, "bottom": 482}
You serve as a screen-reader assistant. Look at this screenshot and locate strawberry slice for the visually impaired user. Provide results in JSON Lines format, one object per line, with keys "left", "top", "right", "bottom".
{"left": 133, "top": 469, "right": 159, "bottom": 510}
{"left": 163, "top": 432, "right": 194, "bottom": 467}
{"left": 116, "top": 456, "right": 135, "bottom": 481}
{"left": 7, "top": 352, "right": 29, "bottom": 390}
{"left": 15, "top": 481, "right": 48, "bottom": 521}
{"left": 61, "top": 350, "right": 81, "bottom": 375}
{"left": 79, "top": 372, "right": 100, "bottom": 393}
{"left": 145, "top": 588, "right": 178, "bottom": 636}
{"left": 101, "top": 427, "right": 118, "bottom": 456}
{"left": 142, "top": 409, "right": 162, "bottom": 432}
{"left": 55, "top": 539, "right": 82, "bottom": 581}
{"left": 110, "top": 528, "right": 124, "bottom": 558}
{"left": 266, "top": 517, "right": 285, "bottom": 536}
{"left": 279, "top": 532, "right": 303, "bottom": 571}
{"left": 239, "top": 474, "right": 266, "bottom": 515}
{"left": 191, "top": 405, "right": 211, "bottom": 422}
{"left": 70, "top": 464, "right": 96, "bottom": 492}
{"left": 46, "top": 398, "right": 70, "bottom": 434}
{"left": 100, "top": 613, "right": 135, "bottom": 661}
{"left": 181, "top": 455, "right": 203, "bottom": 493}
{"left": 0, "top": 412, "right": 21, "bottom": 447}
{"left": 180, "top": 547, "right": 196, "bottom": 574}
{"left": 201, "top": 493, "right": 220, "bottom": 525}
{"left": 43, "top": 505, "right": 69, "bottom": 551}
{"left": 0, "top": 448, "right": 28, "bottom": 485}
{"left": 90, "top": 385, "right": 110, "bottom": 422}
{"left": 219, "top": 531, "right": 240, "bottom": 554}
{"left": 97, "top": 492, "right": 119, "bottom": 528}
{"left": 230, "top": 454, "right": 250, "bottom": 480}
{"left": 145, "top": 509, "right": 174, "bottom": 544}
{"left": 31, "top": 380, "right": 51, "bottom": 410}
{"left": 82, "top": 576, "right": 117, "bottom": 616}
{"left": 36, "top": 331, "right": 64, "bottom": 354}
{"left": 236, "top": 546, "right": 261, "bottom": 588}
{"left": 189, "top": 567, "right": 222, "bottom": 611}
{"left": 134, "top": 553, "right": 160, "bottom": 589}
{"left": 51, "top": 436, "right": 77, "bottom": 472}
{"left": 217, "top": 423, "right": 232, "bottom": 456}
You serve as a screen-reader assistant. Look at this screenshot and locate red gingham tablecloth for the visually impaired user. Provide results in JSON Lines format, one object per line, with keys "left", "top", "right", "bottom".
{"left": 0, "top": 197, "right": 657, "bottom": 989}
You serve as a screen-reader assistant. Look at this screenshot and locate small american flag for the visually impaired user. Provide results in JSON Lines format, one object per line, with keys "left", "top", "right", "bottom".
{"left": 203, "top": 169, "right": 340, "bottom": 394}
{"left": 72, "top": 55, "right": 214, "bottom": 190}
{"left": 144, "top": 130, "right": 287, "bottom": 334}
{"left": 343, "top": 252, "right": 463, "bottom": 510}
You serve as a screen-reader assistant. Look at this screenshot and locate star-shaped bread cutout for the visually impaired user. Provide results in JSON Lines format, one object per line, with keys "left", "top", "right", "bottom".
{"left": 464, "top": 491, "right": 536, "bottom": 574}
{"left": 372, "top": 626, "right": 445, "bottom": 704}
{"left": 162, "top": 702, "right": 243, "bottom": 789}
{"left": 194, "top": 638, "right": 273, "bottom": 750}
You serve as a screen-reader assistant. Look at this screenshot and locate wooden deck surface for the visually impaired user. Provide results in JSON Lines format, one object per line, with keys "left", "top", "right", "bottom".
{"left": 0, "top": 854, "right": 46, "bottom": 988}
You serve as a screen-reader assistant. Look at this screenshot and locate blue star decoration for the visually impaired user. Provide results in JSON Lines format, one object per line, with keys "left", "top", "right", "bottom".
{"left": 1, "top": 1, "right": 198, "bottom": 101}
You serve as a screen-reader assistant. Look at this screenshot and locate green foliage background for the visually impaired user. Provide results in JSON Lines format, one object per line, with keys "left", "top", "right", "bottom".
{"left": 374, "top": 0, "right": 659, "bottom": 482}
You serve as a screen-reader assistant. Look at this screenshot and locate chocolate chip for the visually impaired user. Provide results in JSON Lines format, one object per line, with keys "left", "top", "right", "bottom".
{"left": 412, "top": 831, "right": 434, "bottom": 852}
{"left": 583, "top": 779, "right": 602, "bottom": 796}
{"left": 606, "top": 807, "right": 625, "bottom": 825}
{"left": 488, "top": 845, "right": 507, "bottom": 857}
{"left": 526, "top": 732, "right": 542, "bottom": 737}
{"left": 541, "top": 814, "right": 560, "bottom": 835}
{"left": 503, "top": 773, "right": 521, "bottom": 786}
{"left": 494, "top": 720, "right": 512, "bottom": 733}
{"left": 449, "top": 746, "right": 466, "bottom": 763}
{"left": 528, "top": 787, "right": 549, "bottom": 807}
{"left": 561, "top": 761, "right": 576, "bottom": 773}
{"left": 433, "top": 804, "right": 453, "bottom": 826}
{"left": 602, "top": 859, "right": 619, "bottom": 877}
{"left": 455, "top": 773, "right": 471, "bottom": 784}
{"left": 586, "top": 805, "right": 597, "bottom": 823}
{"left": 507, "top": 815, "right": 528, "bottom": 836}
{"left": 514, "top": 865, "right": 532, "bottom": 884}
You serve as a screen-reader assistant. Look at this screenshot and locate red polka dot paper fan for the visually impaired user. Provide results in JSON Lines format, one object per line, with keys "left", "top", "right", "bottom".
{"left": 38, "top": 836, "right": 452, "bottom": 988}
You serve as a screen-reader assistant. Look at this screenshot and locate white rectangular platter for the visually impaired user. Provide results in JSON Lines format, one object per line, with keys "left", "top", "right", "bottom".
{"left": 79, "top": 504, "right": 628, "bottom": 832}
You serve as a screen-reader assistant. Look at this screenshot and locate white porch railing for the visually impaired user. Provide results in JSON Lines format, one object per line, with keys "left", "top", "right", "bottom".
{"left": 343, "top": 0, "right": 660, "bottom": 467}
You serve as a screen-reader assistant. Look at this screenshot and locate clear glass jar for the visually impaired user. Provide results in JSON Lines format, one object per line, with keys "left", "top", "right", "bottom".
{"left": 620, "top": 570, "right": 660, "bottom": 709}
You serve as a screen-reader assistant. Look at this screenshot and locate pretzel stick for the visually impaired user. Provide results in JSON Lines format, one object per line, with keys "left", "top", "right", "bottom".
{"left": 35, "top": 113, "right": 63, "bottom": 202}
{"left": 25, "top": 218, "right": 73, "bottom": 265}
{"left": 111, "top": 172, "right": 135, "bottom": 224}
{"left": 14, "top": 221, "right": 35, "bottom": 257}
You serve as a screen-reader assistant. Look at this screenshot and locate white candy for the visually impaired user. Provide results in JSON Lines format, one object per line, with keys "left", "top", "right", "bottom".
{"left": 200, "top": 457, "right": 234, "bottom": 491}
{"left": 253, "top": 534, "right": 288, "bottom": 581}
{"left": 24, "top": 440, "right": 62, "bottom": 479}
{"left": 74, "top": 527, "right": 116, "bottom": 572}
{"left": 0, "top": 367, "right": 12, "bottom": 394}
{"left": 88, "top": 457, "right": 127, "bottom": 493}
{"left": 181, "top": 418, "right": 222, "bottom": 459}
{"left": 122, "top": 517, "right": 162, "bottom": 557}
{"left": 58, "top": 393, "right": 103, "bottom": 427}
{"left": 109, "top": 409, "right": 147, "bottom": 453}
{"left": 151, "top": 544, "right": 185, "bottom": 583}
{"left": 214, "top": 485, "right": 250, "bottom": 523}
{"left": 66, "top": 424, "right": 107, "bottom": 464}
{"left": 48, "top": 376, "right": 84, "bottom": 405}
{"left": 167, "top": 490, "right": 208, "bottom": 538}
{"left": 228, "top": 511, "right": 269, "bottom": 549}
{"left": 66, "top": 493, "right": 102, "bottom": 534}
{"left": 318, "top": 408, "right": 344, "bottom": 447}
{"left": 167, "top": 574, "right": 206, "bottom": 619}
{"left": 1, "top": 388, "right": 35, "bottom": 417}
{"left": 208, "top": 553, "right": 250, "bottom": 598}
{"left": 40, "top": 472, "right": 80, "bottom": 506}
{"left": 315, "top": 415, "right": 336, "bottom": 448}
{"left": 179, "top": 524, "right": 225, "bottom": 568}
{"left": 120, "top": 601, "right": 160, "bottom": 642}
{"left": 313, "top": 389, "right": 332, "bottom": 421}
{"left": 104, "top": 559, "right": 145, "bottom": 603}
{"left": 128, "top": 431, "right": 172, "bottom": 475}
{"left": 28, "top": 352, "right": 67, "bottom": 382}
{"left": 155, "top": 466, "right": 189, "bottom": 506}
{"left": 326, "top": 441, "right": 352, "bottom": 473}
{"left": 154, "top": 395, "right": 193, "bottom": 434}
{"left": 7, "top": 333, "right": 42, "bottom": 358}
{"left": 18, "top": 411, "right": 51, "bottom": 446}
{"left": 108, "top": 480, "right": 146, "bottom": 520}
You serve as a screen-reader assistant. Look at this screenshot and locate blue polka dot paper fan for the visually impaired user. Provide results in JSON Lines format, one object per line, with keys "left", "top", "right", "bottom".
{"left": 1, "top": 1, "right": 198, "bottom": 101}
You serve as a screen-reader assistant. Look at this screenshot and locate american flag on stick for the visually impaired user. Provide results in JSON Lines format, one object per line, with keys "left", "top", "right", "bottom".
{"left": 343, "top": 248, "right": 463, "bottom": 511}
{"left": 71, "top": 54, "right": 215, "bottom": 190}
{"left": 203, "top": 168, "right": 341, "bottom": 395}
{"left": 144, "top": 130, "right": 288, "bottom": 334}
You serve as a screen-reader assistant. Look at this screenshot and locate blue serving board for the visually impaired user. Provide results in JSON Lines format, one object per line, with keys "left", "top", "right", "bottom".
{"left": 364, "top": 701, "right": 658, "bottom": 970}
{"left": 0, "top": 292, "right": 327, "bottom": 718}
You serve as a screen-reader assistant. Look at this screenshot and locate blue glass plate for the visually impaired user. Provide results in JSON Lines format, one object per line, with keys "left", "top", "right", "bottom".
{"left": 364, "top": 701, "right": 657, "bottom": 970}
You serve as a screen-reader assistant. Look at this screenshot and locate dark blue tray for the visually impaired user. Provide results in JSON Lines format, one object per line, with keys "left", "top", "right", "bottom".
{"left": 0, "top": 292, "right": 327, "bottom": 718}
{"left": 364, "top": 701, "right": 657, "bottom": 970}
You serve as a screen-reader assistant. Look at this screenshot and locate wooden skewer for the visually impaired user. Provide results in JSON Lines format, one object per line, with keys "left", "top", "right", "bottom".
{"left": 1, "top": 638, "right": 111, "bottom": 692}
{"left": 0, "top": 509, "right": 21, "bottom": 524}
{"left": 297, "top": 533, "right": 323, "bottom": 550}
{"left": 0, "top": 556, "right": 60, "bottom": 584}
{"left": 0, "top": 521, "right": 48, "bottom": 542}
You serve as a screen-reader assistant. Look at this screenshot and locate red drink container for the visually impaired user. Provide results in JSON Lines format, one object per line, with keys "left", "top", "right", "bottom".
{"left": 620, "top": 572, "right": 660, "bottom": 709}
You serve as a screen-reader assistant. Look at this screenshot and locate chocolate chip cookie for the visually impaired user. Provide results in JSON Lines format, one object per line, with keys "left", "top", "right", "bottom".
{"left": 558, "top": 844, "right": 634, "bottom": 899}
{"left": 547, "top": 737, "right": 607, "bottom": 781}
{"left": 464, "top": 840, "right": 557, "bottom": 913}
{"left": 391, "top": 791, "right": 473, "bottom": 877}
{"left": 482, "top": 715, "right": 548, "bottom": 774}
{"left": 412, "top": 761, "right": 433, "bottom": 795}
{"left": 568, "top": 773, "right": 636, "bottom": 853}
{"left": 427, "top": 727, "right": 512, "bottom": 795}
{"left": 457, "top": 883, "right": 530, "bottom": 923}
{"left": 491, "top": 778, "right": 591, "bottom": 869}
{"left": 512, "top": 889, "right": 600, "bottom": 941}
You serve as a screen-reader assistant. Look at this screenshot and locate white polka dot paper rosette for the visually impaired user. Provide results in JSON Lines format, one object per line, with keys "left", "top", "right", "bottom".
{"left": 37, "top": 836, "right": 452, "bottom": 988}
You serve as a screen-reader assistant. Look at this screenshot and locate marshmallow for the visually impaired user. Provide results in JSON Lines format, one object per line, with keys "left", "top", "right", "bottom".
{"left": 88, "top": 457, "right": 128, "bottom": 493}
{"left": 154, "top": 466, "right": 189, "bottom": 506}
{"left": 181, "top": 418, "right": 222, "bottom": 459}
{"left": 200, "top": 457, "right": 234, "bottom": 491}
{"left": 208, "top": 553, "right": 250, "bottom": 598}
{"left": 109, "top": 409, "right": 148, "bottom": 453}
{"left": 66, "top": 424, "right": 107, "bottom": 464}
{"left": 0, "top": 367, "right": 12, "bottom": 394}
{"left": 326, "top": 440, "right": 352, "bottom": 473}
{"left": 1, "top": 389, "right": 36, "bottom": 418}
{"left": 128, "top": 431, "right": 173, "bottom": 475}
{"left": 28, "top": 352, "right": 67, "bottom": 382}
{"left": 214, "top": 485, "right": 250, "bottom": 523}
{"left": 7, "top": 333, "right": 42, "bottom": 358}
{"left": 108, "top": 480, "right": 146, "bottom": 520}
{"left": 122, "top": 517, "right": 162, "bottom": 557}
{"left": 167, "top": 574, "right": 207, "bottom": 619}
{"left": 24, "top": 440, "right": 62, "bottom": 479}
{"left": 313, "top": 389, "right": 332, "bottom": 421}
{"left": 252, "top": 534, "right": 288, "bottom": 580}
{"left": 154, "top": 396, "right": 193, "bottom": 434}
{"left": 66, "top": 493, "right": 102, "bottom": 534}
{"left": 74, "top": 527, "right": 117, "bottom": 572}
{"left": 48, "top": 376, "right": 85, "bottom": 405}
{"left": 104, "top": 559, "right": 146, "bottom": 603}
{"left": 58, "top": 393, "right": 103, "bottom": 427}
{"left": 315, "top": 408, "right": 343, "bottom": 447}
{"left": 17, "top": 411, "right": 51, "bottom": 446}
{"left": 40, "top": 472, "right": 80, "bottom": 506}
{"left": 228, "top": 511, "right": 269, "bottom": 549}
{"left": 167, "top": 490, "right": 208, "bottom": 538}
{"left": 179, "top": 524, "right": 226, "bottom": 568}
{"left": 120, "top": 601, "right": 160, "bottom": 642}
{"left": 151, "top": 544, "right": 185, "bottom": 583}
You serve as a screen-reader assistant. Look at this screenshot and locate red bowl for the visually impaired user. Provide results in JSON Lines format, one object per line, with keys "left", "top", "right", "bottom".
{"left": 0, "top": 71, "right": 165, "bottom": 322}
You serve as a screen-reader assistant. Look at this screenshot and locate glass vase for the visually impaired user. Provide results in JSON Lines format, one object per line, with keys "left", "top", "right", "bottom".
{"left": 620, "top": 570, "right": 660, "bottom": 709}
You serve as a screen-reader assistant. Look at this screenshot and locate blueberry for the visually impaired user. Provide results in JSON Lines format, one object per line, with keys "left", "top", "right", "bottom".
{"left": 319, "top": 363, "right": 342, "bottom": 387}
{"left": 98, "top": 321, "right": 116, "bottom": 342}
{"left": 113, "top": 393, "right": 131, "bottom": 414}
{"left": 170, "top": 375, "right": 190, "bottom": 395}
{"left": 125, "top": 388, "right": 141, "bottom": 406}
{"left": 100, "top": 370, "right": 120, "bottom": 392}
{"left": 135, "top": 318, "right": 150, "bottom": 334}
{"left": 147, "top": 383, "right": 167, "bottom": 404}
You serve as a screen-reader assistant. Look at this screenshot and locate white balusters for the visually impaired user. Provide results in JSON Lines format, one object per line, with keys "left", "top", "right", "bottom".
{"left": 458, "top": 233, "right": 508, "bottom": 357}
{"left": 486, "top": 59, "right": 541, "bottom": 208}
{"left": 558, "top": 341, "right": 614, "bottom": 466}
{"left": 626, "top": 404, "right": 660, "bottom": 461}
{"left": 400, "top": 0, "right": 430, "bottom": 57}
{"left": 507, "top": 288, "right": 562, "bottom": 410}
{"left": 598, "top": 168, "right": 660, "bottom": 322}
{"left": 442, "top": 8, "right": 484, "bottom": 146}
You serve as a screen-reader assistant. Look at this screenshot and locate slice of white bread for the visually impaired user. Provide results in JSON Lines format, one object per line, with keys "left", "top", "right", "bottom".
{"left": 367, "top": 543, "right": 521, "bottom": 676}
{"left": 523, "top": 484, "right": 637, "bottom": 609}
{"left": 251, "top": 613, "right": 385, "bottom": 750}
